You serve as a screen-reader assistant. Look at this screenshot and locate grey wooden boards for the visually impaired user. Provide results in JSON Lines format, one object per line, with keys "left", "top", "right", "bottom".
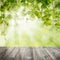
{"left": 0, "top": 47, "right": 60, "bottom": 60}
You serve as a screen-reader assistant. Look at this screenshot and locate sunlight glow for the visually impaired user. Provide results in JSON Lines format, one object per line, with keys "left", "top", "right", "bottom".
{"left": 5, "top": 6, "right": 44, "bottom": 46}
{"left": 4, "top": 6, "right": 60, "bottom": 46}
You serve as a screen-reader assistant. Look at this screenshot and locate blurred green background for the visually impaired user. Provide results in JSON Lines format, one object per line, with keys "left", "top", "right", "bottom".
{"left": 0, "top": 0, "right": 60, "bottom": 46}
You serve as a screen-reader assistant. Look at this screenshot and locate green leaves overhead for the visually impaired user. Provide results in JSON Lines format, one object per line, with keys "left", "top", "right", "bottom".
{"left": 0, "top": 0, "right": 60, "bottom": 27}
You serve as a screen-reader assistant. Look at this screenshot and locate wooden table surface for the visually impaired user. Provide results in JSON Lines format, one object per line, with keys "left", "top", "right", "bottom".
{"left": 0, "top": 47, "right": 60, "bottom": 60}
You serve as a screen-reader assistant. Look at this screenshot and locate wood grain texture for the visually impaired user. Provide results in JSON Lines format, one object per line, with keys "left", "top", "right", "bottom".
{"left": 0, "top": 47, "right": 60, "bottom": 60}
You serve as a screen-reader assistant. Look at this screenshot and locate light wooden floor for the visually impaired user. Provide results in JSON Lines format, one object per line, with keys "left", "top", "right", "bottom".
{"left": 0, "top": 47, "right": 60, "bottom": 60}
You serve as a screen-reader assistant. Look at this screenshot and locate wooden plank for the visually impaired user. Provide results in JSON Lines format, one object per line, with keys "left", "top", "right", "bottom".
{"left": 0, "top": 47, "right": 60, "bottom": 60}
{"left": 45, "top": 47, "right": 60, "bottom": 60}
{"left": 20, "top": 47, "right": 33, "bottom": 60}
{"left": 15, "top": 48, "right": 21, "bottom": 60}
{"left": 33, "top": 47, "right": 53, "bottom": 60}
{"left": 0, "top": 47, "right": 7, "bottom": 60}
